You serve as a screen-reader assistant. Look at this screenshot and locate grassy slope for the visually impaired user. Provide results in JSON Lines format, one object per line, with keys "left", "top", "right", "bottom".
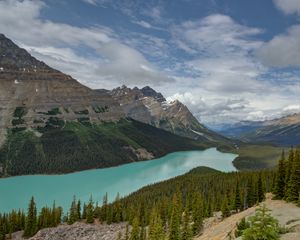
{"left": 0, "top": 119, "right": 211, "bottom": 177}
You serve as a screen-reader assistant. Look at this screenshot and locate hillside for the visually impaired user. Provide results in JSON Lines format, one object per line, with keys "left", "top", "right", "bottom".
{"left": 0, "top": 118, "right": 210, "bottom": 176}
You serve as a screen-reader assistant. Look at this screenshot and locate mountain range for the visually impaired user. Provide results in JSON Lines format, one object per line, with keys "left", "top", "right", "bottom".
{"left": 0, "top": 34, "right": 229, "bottom": 177}
{"left": 219, "top": 113, "right": 300, "bottom": 146}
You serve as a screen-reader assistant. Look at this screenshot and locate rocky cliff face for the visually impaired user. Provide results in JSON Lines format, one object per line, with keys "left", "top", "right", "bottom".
{"left": 110, "top": 85, "right": 228, "bottom": 142}
{"left": 0, "top": 34, "right": 123, "bottom": 145}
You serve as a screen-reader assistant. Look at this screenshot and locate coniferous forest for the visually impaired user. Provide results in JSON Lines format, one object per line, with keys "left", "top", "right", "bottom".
{"left": 0, "top": 148, "right": 299, "bottom": 239}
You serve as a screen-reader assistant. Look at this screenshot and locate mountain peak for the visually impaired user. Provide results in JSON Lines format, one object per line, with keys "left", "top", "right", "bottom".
{"left": 0, "top": 33, "right": 55, "bottom": 72}
{"left": 140, "top": 86, "right": 166, "bottom": 102}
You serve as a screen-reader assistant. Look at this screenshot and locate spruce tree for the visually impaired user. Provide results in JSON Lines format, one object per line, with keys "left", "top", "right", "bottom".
{"left": 86, "top": 196, "right": 94, "bottom": 224}
{"left": 113, "top": 193, "right": 122, "bottom": 223}
{"left": 68, "top": 196, "right": 79, "bottom": 224}
{"left": 0, "top": 223, "right": 5, "bottom": 240}
{"left": 181, "top": 209, "right": 192, "bottom": 240}
{"left": 274, "top": 151, "right": 286, "bottom": 199}
{"left": 235, "top": 217, "right": 250, "bottom": 237}
{"left": 285, "top": 148, "right": 294, "bottom": 188}
{"left": 257, "top": 174, "right": 264, "bottom": 202}
{"left": 234, "top": 181, "right": 242, "bottom": 212}
{"left": 130, "top": 217, "right": 140, "bottom": 240}
{"left": 192, "top": 193, "right": 203, "bottom": 235}
{"left": 23, "top": 197, "right": 37, "bottom": 237}
{"left": 221, "top": 197, "right": 230, "bottom": 218}
{"left": 169, "top": 194, "right": 181, "bottom": 240}
{"left": 242, "top": 205, "right": 279, "bottom": 240}
{"left": 246, "top": 178, "right": 255, "bottom": 208}
{"left": 286, "top": 150, "right": 300, "bottom": 202}
{"left": 148, "top": 207, "right": 165, "bottom": 240}
{"left": 77, "top": 200, "right": 81, "bottom": 220}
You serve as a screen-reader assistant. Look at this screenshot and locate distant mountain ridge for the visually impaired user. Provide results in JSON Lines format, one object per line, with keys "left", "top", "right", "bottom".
{"left": 0, "top": 33, "right": 228, "bottom": 177}
{"left": 219, "top": 113, "right": 300, "bottom": 146}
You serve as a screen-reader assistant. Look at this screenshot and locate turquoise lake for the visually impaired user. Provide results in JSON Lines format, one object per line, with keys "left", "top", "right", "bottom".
{"left": 0, "top": 148, "right": 237, "bottom": 213}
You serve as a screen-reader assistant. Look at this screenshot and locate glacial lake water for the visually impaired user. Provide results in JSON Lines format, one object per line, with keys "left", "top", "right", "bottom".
{"left": 0, "top": 148, "right": 237, "bottom": 213}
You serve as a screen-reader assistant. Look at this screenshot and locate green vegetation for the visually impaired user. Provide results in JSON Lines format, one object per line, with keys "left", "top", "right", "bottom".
{"left": 242, "top": 205, "right": 280, "bottom": 240}
{"left": 12, "top": 106, "right": 27, "bottom": 127}
{"left": 46, "top": 108, "right": 61, "bottom": 115}
{"left": 0, "top": 119, "right": 209, "bottom": 177}
{"left": 13, "top": 107, "right": 26, "bottom": 119}
{"left": 11, "top": 118, "right": 25, "bottom": 126}
{"left": 233, "top": 144, "right": 284, "bottom": 170}
{"left": 93, "top": 105, "right": 109, "bottom": 113}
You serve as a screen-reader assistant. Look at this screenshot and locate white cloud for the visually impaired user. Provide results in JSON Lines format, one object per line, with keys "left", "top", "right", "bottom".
{"left": 0, "top": 0, "right": 171, "bottom": 89}
{"left": 171, "top": 14, "right": 266, "bottom": 95}
{"left": 82, "top": 0, "right": 98, "bottom": 5}
{"left": 274, "top": 0, "right": 300, "bottom": 15}
{"left": 257, "top": 25, "right": 300, "bottom": 67}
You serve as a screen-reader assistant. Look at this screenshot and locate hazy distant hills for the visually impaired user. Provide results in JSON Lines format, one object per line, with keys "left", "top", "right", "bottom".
{"left": 219, "top": 113, "right": 300, "bottom": 146}
{"left": 0, "top": 34, "right": 228, "bottom": 177}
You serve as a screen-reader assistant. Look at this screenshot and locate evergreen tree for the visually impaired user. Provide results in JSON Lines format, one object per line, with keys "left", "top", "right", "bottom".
{"left": 285, "top": 148, "right": 294, "bottom": 188}
{"left": 221, "top": 197, "right": 230, "bottom": 218}
{"left": 257, "top": 174, "right": 264, "bottom": 202}
{"left": 169, "top": 194, "right": 181, "bottom": 240}
{"left": 148, "top": 207, "right": 165, "bottom": 240}
{"left": 192, "top": 193, "right": 203, "bottom": 235}
{"left": 242, "top": 205, "right": 279, "bottom": 240}
{"left": 86, "top": 196, "right": 94, "bottom": 224}
{"left": 274, "top": 151, "right": 286, "bottom": 199}
{"left": 234, "top": 181, "right": 242, "bottom": 212}
{"left": 181, "top": 209, "right": 192, "bottom": 240}
{"left": 23, "top": 197, "right": 37, "bottom": 237}
{"left": 246, "top": 178, "right": 255, "bottom": 208}
{"left": 286, "top": 150, "right": 300, "bottom": 202}
{"left": 113, "top": 193, "right": 122, "bottom": 223}
{"left": 77, "top": 200, "right": 81, "bottom": 220}
{"left": 100, "top": 193, "right": 108, "bottom": 222}
{"left": 68, "top": 196, "right": 79, "bottom": 224}
{"left": 0, "top": 223, "right": 5, "bottom": 240}
{"left": 235, "top": 217, "right": 249, "bottom": 237}
{"left": 130, "top": 217, "right": 140, "bottom": 240}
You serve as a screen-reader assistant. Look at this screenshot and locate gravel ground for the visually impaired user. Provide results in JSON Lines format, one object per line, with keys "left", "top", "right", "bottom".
{"left": 11, "top": 222, "right": 128, "bottom": 240}
{"left": 194, "top": 193, "right": 300, "bottom": 240}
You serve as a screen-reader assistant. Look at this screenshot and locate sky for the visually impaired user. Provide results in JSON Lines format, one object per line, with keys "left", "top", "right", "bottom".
{"left": 1, "top": 0, "right": 300, "bottom": 128}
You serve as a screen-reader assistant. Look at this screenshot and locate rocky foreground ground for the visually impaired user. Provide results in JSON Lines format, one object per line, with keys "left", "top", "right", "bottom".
{"left": 194, "top": 193, "right": 300, "bottom": 240}
{"left": 11, "top": 222, "right": 128, "bottom": 240}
